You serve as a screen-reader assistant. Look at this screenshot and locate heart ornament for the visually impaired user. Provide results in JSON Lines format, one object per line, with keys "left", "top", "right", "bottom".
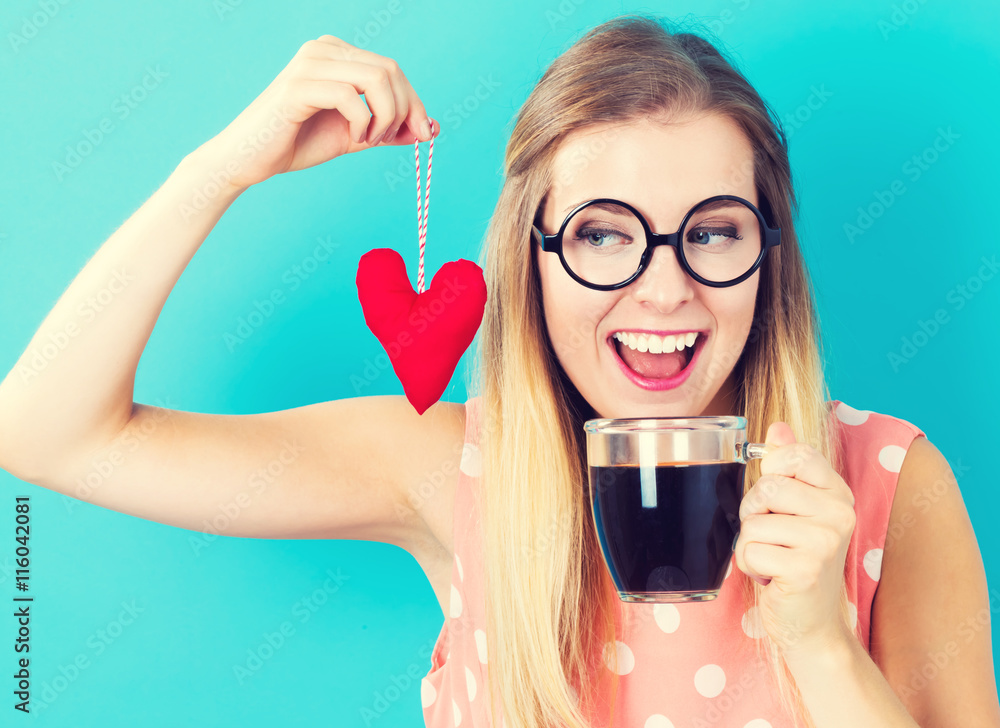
{"left": 355, "top": 121, "right": 487, "bottom": 414}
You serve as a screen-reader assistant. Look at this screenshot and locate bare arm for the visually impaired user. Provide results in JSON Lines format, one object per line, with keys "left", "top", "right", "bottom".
{"left": 0, "top": 35, "right": 453, "bottom": 556}
{"left": 0, "top": 150, "right": 242, "bottom": 477}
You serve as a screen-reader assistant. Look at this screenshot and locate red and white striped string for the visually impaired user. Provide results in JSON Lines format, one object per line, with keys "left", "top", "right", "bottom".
{"left": 414, "top": 119, "right": 434, "bottom": 294}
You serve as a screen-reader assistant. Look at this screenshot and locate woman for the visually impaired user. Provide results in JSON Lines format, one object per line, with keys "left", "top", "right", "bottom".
{"left": 0, "top": 13, "right": 995, "bottom": 728}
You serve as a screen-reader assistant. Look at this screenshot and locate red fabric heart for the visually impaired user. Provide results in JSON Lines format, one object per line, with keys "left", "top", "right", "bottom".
{"left": 356, "top": 248, "right": 487, "bottom": 415}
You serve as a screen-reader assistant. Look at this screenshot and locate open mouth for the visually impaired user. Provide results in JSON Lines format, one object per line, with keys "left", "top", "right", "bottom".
{"left": 608, "top": 331, "right": 704, "bottom": 391}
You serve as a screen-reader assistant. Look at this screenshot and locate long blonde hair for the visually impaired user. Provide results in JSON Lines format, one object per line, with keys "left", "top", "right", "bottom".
{"left": 467, "top": 13, "right": 848, "bottom": 728}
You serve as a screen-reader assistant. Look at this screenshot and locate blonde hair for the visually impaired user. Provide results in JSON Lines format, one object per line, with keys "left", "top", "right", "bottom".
{"left": 466, "top": 13, "right": 848, "bottom": 728}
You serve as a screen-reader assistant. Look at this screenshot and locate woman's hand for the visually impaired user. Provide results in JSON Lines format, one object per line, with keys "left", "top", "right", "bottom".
{"left": 734, "top": 422, "right": 858, "bottom": 657}
{"left": 189, "top": 34, "right": 438, "bottom": 192}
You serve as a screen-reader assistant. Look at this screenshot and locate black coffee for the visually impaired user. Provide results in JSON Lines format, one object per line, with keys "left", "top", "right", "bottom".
{"left": 589, "top": 462, "right": 744, "bottom": 596}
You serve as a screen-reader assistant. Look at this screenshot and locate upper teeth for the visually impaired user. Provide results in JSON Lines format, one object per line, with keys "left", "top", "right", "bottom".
{"left": 613, "top": 331, "right": 698, "bottom": 354}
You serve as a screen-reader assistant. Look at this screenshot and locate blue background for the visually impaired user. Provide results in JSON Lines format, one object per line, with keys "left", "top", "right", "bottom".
{"left": 0, "top": 1, "right": 997, "bottom": 726}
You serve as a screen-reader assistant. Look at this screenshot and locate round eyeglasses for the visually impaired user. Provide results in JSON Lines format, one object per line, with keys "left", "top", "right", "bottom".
{"left": 531, "top": 195, "right": 781, "bottom": 290}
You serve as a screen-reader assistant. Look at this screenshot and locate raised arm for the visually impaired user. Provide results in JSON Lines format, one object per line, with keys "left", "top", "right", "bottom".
{"left": 0, "top": 36, "right": 456, "bottom": 559}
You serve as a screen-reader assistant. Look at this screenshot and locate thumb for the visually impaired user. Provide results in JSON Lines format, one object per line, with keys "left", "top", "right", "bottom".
{"left": 764, "top": 421, "right": 797, "bottom": 448}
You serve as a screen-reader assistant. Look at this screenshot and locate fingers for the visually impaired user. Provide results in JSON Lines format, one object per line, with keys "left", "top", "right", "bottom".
{"left": 738, "top": 541, "right": 795, "bottom": 586}
{"left": 739, "top": 473, "right": 834, "bottom": 520}
{"left": 759, "top": 439, "right": 853, "bottom": 505}
{"left": 296, "top": 58, "right": 397, "bottom": 143}
{"left": 738, "top": 512, "right": 816, "bottom": 550}
{"left": 301, "top": 35, "right": 434, "bottom": 145}
{"left": 285, "top": 78, "right": 370, "bottom": 145}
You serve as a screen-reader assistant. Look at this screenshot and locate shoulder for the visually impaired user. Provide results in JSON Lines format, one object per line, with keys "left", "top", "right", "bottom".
{"left": 856, "top": 410, "right": 1000, "bottom": 722}
{"left": 825, "top": 400, "right": 926, "bottom": 513}
{"left": 826, "top": 399, "right": 926, "bottom": 450}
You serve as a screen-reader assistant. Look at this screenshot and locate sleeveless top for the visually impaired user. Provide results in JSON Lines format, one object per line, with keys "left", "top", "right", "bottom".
{"left": 420, "top": 397, "right": 926, "bottom": 728}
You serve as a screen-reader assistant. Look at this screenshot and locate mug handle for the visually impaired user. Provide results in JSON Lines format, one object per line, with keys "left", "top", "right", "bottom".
{"left": 738, "top": 442, "right": 772, "bottom": 462}
{"left": 738, "top": 441, "right": 774, "bottom": 587}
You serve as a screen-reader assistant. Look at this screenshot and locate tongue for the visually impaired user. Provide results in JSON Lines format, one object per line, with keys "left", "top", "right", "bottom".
{"left": 619, "top": 343, "right": 686, "bottom": 379}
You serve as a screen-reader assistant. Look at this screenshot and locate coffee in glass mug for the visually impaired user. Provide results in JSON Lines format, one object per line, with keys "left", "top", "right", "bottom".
{"left": 585, "top": 416, "right": 768, "bottom": 602}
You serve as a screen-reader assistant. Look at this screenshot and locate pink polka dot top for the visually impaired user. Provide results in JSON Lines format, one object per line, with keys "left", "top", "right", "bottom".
{"left": 420, "top": 397, "right": 926, "bottom": 727}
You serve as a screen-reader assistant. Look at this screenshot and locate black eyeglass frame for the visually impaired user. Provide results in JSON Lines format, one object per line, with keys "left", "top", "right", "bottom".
{"left": 531, "top": 194, "right": 782, "bottom": 290}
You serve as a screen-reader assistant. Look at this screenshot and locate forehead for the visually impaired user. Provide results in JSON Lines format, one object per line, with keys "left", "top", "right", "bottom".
{"left": 548, "top": 113, "right": 756, "bottom": 218}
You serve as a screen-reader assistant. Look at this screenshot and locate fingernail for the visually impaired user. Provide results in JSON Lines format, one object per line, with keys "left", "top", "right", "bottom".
{"left": 372, "top": 131, "right": 385, "bottom": 145}
{"left": 421, "top": 118, "right": 432, "bottom": 140}
{"left": 384, "top": 128, "right": 396, "bottom": 143}
{"left": 358, "top": 128, "right": 367, "bottom": 144}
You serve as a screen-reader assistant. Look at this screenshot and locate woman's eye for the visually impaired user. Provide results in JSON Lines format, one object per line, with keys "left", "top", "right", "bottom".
{"left": 575, "top": 227, "right": 629, "bottom": 248}
{"left": 688, "top": 226, "right": 741, "bottom": 246}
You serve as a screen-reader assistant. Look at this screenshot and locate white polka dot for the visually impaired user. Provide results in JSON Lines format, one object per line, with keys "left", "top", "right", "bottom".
{"left": 847, "top": 601, "right": 858, "bottom": 631}
{"left": 645, "top": 715, "right": 676, "bottom": 728}
{"left": 653, "top": 604, "right": 680, "bottom": 633}
{"left": 474, "top": 629, "right": 488, "bottom": 663}
{"left": 421, "top": 677, "right": 437, "bottom": 708}
{"left": 602, "top": 641, "right": 635, "bottom": 675}
{"left": 450, "top": 585, "right": 463, "bottom": 618}
{"left": 863, "top": 548, "right": 883, "bottom": 581}
{"left": 744, "top": 720, "right": 773, "bottom": 728}
{"left": 460, "top": 443, "right": 482, "bottom": 477}
{"left": 726, "top": 559, "right": 733, "bottom": 580}
{"left": 741, "top": 606, "right": 766, "bottom": 639}
{"left": 878, "top": 444, "right": 907, "bottom": 473}
{"left": 455, "top": 553, "right": 464, "bottom": 582}
{"left": 465, "top": 666, "right": 477, "bottom": 701}
{"left": 835, "top": 402, "right": 871, "bottom": 426}
{"left": 452, "top": 699, "right": 462, "bottom": 726}
{"left": 694, "top": 663, "right": 726, "bottom": 698}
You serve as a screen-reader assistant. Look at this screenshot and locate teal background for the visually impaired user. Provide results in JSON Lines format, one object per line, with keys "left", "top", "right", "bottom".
{"left": 0, "top": 1, "right": 997, "bottom": 726}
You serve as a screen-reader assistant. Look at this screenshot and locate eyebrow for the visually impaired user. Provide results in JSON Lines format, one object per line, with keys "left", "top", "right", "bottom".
{"left": 561, "top": 200, "right": 626, "bottom": 215}
{"left": 561, "top": 198, "right": 751, "bottom": 216}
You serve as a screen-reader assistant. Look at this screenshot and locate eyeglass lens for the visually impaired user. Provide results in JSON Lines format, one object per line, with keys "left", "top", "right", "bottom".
{"left": 561, "top": 199, "right": 763, "bottom": 286}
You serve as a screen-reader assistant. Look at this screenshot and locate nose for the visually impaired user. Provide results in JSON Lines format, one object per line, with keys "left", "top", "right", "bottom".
{"left": 628, "top": 244, "right": 695, "bottom": 312}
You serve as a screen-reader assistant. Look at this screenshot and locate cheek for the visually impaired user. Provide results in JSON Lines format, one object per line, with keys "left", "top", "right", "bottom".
{"left": 537, "top": 252, "right": 609, "bottom": 357}
{"left": 709, "top": 284, "right": 758, "bottom": 341}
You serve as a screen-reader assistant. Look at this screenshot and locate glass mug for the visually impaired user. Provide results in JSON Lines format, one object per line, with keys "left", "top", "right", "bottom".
{"left": 584, "top": 416, "right": 769, "bottom": 603}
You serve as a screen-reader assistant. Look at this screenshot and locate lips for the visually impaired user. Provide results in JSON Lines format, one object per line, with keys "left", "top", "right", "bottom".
{"left": 607, "top": 331, "right": 706, "bottom": 391}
